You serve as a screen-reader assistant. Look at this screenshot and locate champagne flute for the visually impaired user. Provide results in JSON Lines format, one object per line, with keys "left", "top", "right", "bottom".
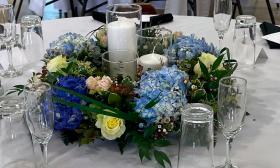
{"left": 213, "top": 0, "right": 232, "bottom": 49}
{"left": 0, "top": 4, "right": 22, "bottom": 77}
{"left": 216, "top": 76, "right": 247, "bottom": 168}
{"left": 24, "top": 83, "right": 54, "bottom": 168}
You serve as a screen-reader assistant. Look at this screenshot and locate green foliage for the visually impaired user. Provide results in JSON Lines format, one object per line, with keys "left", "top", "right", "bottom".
{"left": 6, "top": 85, "right": 24, "bottom": 95}
{"left": 154, "top": 150, "right": 171, "bottom": 168}
{"left": 108, "top": 93, "right": 122, "bottom": 107}
{"left": 130, "top": 125, "right": 172, "bottom": 168}
{"left": 180, "top": 47, "right": 237, "bottom": 113}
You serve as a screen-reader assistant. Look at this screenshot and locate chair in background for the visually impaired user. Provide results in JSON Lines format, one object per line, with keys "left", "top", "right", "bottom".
{"left": 265, "top": 0, "right": 276, "bottom": 24}
{"left": 8, "top": 0, "right": 23, "bottom": 22}
{"left": 78, "top": 0, "right": 108, "bottom": 16}
{"left": 45, "top": 0, "right": 76, "bottom": 17}
{"left": 232, "top": 0, "right": 242, "bottom": 18}
{"left": 138, "top": 3, "right": 157, "bottom": 14}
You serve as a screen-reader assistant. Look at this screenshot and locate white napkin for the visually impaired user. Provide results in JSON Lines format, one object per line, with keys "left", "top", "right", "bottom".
{"left": 262, "top": 32, "right": 280, "bottom": 45}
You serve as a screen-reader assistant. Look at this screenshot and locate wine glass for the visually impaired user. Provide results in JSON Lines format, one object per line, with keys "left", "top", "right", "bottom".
{"left": 213, "top": 0, "right": 232, "bottom": 49}
{"left": 216, "top": 76, "right": 247, "bottom": 168}
{"left": 0, "top": 4, "right": 22, "bottom": 77}
{"left": 24, "top": 83, "right": 54, "bottom": 168}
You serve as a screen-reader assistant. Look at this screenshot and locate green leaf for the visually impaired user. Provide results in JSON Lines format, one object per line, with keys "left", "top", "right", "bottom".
{"left": 139, "top": 147, "right": 151, "bottom": 162}
{"left": 108, "top": 93, "right": 122, "bottom": 106}
{"left": 79, "top": 137, "right": 92, "bottom": 145}
{"left": 144, "top": 125, "right": 157, "bottom": 138}
{"left": 52, "top": 97, "right": 139, "bottom": 122}
{"left": 52, "top": 86, "right": 139, "bottom": 121}
{"left": 145, "top": 94, "right": 161, "bottom": 109}
{"left": 220, "top": 47, "right": 231, "bottom": 61}
{"left": 211, "top": 55, "right": 224, "bottom": 71}
{"left": 154, "top": 150, "right": 171, "bottom": 168}
{"left": 153, "top": 139, "right": 171, "bottom": 147}
{"left": 199, "top": 60, "right": 210, "bottom": 80}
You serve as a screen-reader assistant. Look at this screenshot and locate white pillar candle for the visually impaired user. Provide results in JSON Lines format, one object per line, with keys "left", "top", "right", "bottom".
{"left": 138, "top": 53, "right": 168, "bottom": 71}
{"left": 107, "top": 20, "right": 137, "bottom": 61}
{"left": 107, "top": 20, "right": 137, "bottom": 79}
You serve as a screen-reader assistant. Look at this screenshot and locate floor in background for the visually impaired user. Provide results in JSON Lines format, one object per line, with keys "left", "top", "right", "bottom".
{"left": 15, "top": 0, "right": 280, "bottom": 24}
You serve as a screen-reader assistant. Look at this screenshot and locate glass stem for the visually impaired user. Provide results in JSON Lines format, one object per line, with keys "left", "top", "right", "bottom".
{"left": 218, "top": 33, "right": 224, "bottom": 50}
{"left": 6, "top": 44, "right": 14, "bottom": 70}
{"left": 9, "top": 115, "right": 15, "bottom": 140}
{"left": 225, "top": 137, "right": 232, "bottom": 168}
{"left": 40, "top": 143, "right": 48, "bottom": 168}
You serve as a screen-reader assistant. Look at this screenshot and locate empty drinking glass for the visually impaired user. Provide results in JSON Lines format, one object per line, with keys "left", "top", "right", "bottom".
{"left": 0, "top": 4, "right": 22, "bottom": 78}
{"left": 21, "top": 15, "right": 45, "bottom": 64}
{"left": 24, "top": 83, "right": 54, "bottom": 168}
{"left": 216, "top": 76, "right": 247, "bottom": 168}
{"left": 213, "top": 0, "right": 232, "bottom": 49}
{"left": 233, "top": 15, "right": 256, "bottom": 69}
{"left": 178, "top": 103, "right": 214, "bottom": 168}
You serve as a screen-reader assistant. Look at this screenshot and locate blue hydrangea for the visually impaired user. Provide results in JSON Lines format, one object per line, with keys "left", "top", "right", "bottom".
{"left": 46, "top": 32, "right": 98, "bottom": 58}
{"left": 171, "top": 34, "right": 218, "bottom": 60}
{"left": 53, "top": 76, "right": 87, "bottom": 130}
{"left": 135, "top": 66, "right": 188, "bottom": 124}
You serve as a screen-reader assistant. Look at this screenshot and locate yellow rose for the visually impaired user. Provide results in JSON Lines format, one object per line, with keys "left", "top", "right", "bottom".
{"left": 194, "top": 53, "right": 223, "bottom": 77}
{"left": 95, "top": 113, "right": 126, "bottom": 140}
{"left": 46, "top": 55, "right": 68, "bottom": 72}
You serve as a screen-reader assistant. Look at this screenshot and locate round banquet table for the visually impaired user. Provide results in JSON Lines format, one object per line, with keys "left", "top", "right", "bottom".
{"left": 1, "top": 16, "right": 280, "bottom": 168}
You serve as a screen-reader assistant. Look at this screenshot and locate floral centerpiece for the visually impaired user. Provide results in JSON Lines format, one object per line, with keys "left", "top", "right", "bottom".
{"left": 12, "top": 28, "right": 237, "bottom": 167}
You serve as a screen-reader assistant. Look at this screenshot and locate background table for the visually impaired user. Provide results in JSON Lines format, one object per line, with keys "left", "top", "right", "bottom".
{"left": 1, "top": 16, "right": 280, "bottom": 168}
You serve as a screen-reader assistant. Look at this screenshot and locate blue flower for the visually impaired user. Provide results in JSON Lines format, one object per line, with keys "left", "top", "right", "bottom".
{"left": 170, "top": 34, "right": 218, "bottom": 60}
{"left": 135, "top": 66, "right": 188, "bottom": 124}
{"left": 53, "top": 76, "right": 87, "bottom": 130}
{"left": 46, "top": 32, "right": 98, "bottom": 58}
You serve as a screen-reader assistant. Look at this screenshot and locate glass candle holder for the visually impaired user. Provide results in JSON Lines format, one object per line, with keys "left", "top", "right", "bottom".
{"left": 102, "top": 50, "right": 138, "bottom": 80}
{"left": 233, "top": 15, "right": 256, "bottom": 69}
{"left": 106, "top": 4, "right": 142, "bottom": 57}
{"left": 106, "top": 4, "right": 142, "bottom": 29}
{"left": 137, "top": 27, "right": 172, "bottom": 71}
{"left": 20, "top": 15, "right": 44, "bottom": 64}
{"left": 178, "top": 103, "right": 214, "bottom": 168}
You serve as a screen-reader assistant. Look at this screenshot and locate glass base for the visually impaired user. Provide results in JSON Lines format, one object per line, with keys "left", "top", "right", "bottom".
{"left": 0, "top": 67, "right": 22, "bottom": 78}
{"left": 3, "top": 160, "right": 36, "bottom": 168}
{"left": 216, "top": 164, "right": 239, "bottom": 168}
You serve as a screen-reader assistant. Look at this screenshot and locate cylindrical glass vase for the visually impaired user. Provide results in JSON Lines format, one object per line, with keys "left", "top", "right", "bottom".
{"left": 137, "top": 27, "right": 172, "bottom": 71}
{"left": 102, "top": 50, "right": 138, "bottom": 80}
{"left": 106, "top": 4, "right": 142, "bottom": 57}
{"left": 20, "top": 15, "right": 45, "bottom": 64}
{"left": 233, "top": 15, "right": 256, "bottom": 69}
{"left": 178, "top": 103, "right": 214, "bottom": 168}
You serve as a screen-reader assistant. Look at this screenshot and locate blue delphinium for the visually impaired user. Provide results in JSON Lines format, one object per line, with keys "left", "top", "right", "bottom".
{"left": 171, "top": 34, "right": 218, "bottom": 60}
{"left": 53, "top": 76, "right": 87, "bottom": 130}
{"left": 46, "top": 32, "right": 98, "bottom": 58}
{"left": 135, "top": 66, "right": 188, "bottom": 124}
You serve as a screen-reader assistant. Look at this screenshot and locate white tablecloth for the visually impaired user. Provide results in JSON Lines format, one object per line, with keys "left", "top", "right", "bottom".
{"left": 1, "top": 16, "right": 280, "bottom": 168}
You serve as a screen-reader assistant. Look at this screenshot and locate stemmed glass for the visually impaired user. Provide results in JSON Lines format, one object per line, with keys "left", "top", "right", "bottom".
{"left": 24, "top": 83, "right": 54, "bottom": 168}
{"left": 216, "top": 76, "right": 247, "bottom": 168}
{"left": 213, "top": 0, "right": 232, "bottom": 49}
{"left": 0, "top": 4, "right": 22, "bottom": 77}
